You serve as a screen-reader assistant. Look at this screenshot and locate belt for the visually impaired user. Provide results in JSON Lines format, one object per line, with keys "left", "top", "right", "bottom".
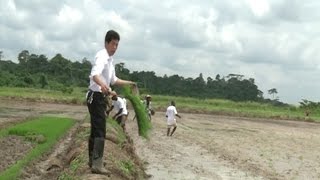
{"left": 87, "top": 90, "right": 105, "bottom": 104}
{"left": 88, "top": 89, "right": 104, "bottom": 96}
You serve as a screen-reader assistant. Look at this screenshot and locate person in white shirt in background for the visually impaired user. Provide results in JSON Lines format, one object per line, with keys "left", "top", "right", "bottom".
{"left": 166, "top": 101, "right": 181, "bottom": 136}
{"left": 107, "top": 94, "right": 128, "bottom": 132}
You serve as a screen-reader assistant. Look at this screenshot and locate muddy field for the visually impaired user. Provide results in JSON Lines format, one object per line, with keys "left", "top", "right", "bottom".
{"left": 1, "top": 98, "right": 320, "bottom": 179}
{"left": 128, "top": 111, "right": 320, "bottom": 180}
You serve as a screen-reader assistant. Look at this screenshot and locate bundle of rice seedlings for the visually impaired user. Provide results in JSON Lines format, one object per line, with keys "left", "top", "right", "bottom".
{"left": 122, "top": 85, "right": 151, "bottom": 139}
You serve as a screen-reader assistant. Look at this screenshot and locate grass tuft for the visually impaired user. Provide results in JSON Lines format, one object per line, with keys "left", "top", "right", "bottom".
{"left": 122, "top": 86, "right": 151, "bottom": 139}
{"left": 119, "top": 159, "right": 135, "bottom": 175}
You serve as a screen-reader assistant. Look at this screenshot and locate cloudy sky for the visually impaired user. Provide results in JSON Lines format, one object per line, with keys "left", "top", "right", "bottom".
{"left": 1, "top": 0, "right": 319, "bottom": 105}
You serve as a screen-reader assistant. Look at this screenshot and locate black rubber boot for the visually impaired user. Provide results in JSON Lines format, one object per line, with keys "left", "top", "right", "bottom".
{"left": 91, "top": 138, "right": 110, "bottom": 176}
{"left": 88, "top": 137, "right": 94, "bottom": 167}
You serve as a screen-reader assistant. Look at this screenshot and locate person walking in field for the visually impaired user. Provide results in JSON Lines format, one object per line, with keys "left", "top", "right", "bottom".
{"left": 166, "top": 101, "right": 181, "bottom": 136}
{"left": 86, "top": 30, "right": 137, "bottom": 175}
{"left": 107, "top": 94, "right": 128, "bottom": 132}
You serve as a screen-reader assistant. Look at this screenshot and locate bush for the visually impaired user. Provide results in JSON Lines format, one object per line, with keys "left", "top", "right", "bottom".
{"left": 48, "top": 81, "right": 73, "bottom": 94}
{"left": 0, "top": 71, "right": 17, "bottom": 86}
{"left": 62, "top": 87, "right": 73, "bottom": 94}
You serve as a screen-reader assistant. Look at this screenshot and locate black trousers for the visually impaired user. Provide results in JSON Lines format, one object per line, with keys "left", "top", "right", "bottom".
{"left": 87, "top": 90, "right": 107, "bottom": 162}
{"left": 86, "top": 90, "right": 107, "bottom": 138}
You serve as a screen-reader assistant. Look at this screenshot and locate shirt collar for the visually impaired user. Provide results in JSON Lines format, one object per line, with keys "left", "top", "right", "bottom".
{"left": 105, "top": 49, "right": 113, "bottom": 62}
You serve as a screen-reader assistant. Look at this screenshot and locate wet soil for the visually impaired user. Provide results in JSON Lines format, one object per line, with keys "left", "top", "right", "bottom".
{"left": 2, "top": 98, "right": 320, "bottom": 179}
{"left": 0, "top": 98, "right": 147, "bottom": 180}
{"left": 127, "top": 111, "right": 320, "bottom": 180}
{"left": 0, "top": 135, "right": 34, "bottom": 172}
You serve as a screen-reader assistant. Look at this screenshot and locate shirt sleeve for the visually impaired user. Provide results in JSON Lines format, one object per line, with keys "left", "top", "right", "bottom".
{"left": 174, "top": 107, "right": 178, "bottom": 115}
{"left": 90, "top": 52, "right": 104, "bottom": 77}
{"left": 110, "top": 63, "right": 118, "bottom": 85}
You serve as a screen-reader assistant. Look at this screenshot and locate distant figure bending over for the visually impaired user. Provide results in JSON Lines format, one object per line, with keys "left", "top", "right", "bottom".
{"left": 107, "top": 94, "right": 128, "bottom": 132}
{"left": 166, "top": 101, "right": 181, "bottom": 136}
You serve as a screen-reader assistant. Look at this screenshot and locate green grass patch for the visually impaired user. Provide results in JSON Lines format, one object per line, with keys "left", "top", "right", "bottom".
{"left": 0, "top": 86, "right": 86, "bottom": 104}
{"left": 0, "top": 116, "right": 75, "bottom": 179}
{"left": 148, "top": 94, "right": 320, "bottom": 121}
{"left": 122, "top": 86, "right": 152, "bottom": 138}
{"left": 1, "top": 86, "right": 320, "bottom": 121}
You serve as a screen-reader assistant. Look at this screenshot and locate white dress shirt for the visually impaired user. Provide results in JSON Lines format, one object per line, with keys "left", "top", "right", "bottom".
{"left": 88, "top": 49, "right": 118, "bottom": 92}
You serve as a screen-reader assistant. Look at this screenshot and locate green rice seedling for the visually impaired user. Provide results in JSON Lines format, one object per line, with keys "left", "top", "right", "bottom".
{"left": 107, "top": 117, "right": 127, "bottom": 146}
{"left": 0, "top": 116, "right": 75, "bottom": 179}
{"left": 118, "top": 159, "right": 135, "bottom": 175}
{"left": 122, "top": 86, "right": 151, "bottom": 139}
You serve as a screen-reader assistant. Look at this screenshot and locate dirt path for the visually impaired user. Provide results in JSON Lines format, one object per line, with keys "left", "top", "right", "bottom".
{"left": 0, "top": 98, "right": 86, "bottom": 126}
{"left": 127, "top": 111, "right": 320, "bottom": 180}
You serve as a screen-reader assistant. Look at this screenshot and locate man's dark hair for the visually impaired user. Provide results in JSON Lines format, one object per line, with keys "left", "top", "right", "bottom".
{"left": 112, "top": 94, "right": 118, "bottom": 101}
{"left": 105, "top": 30, "right": 120, "bottom": 43}
{"left": 171, "top": 101, "right": 175, "bottom": 106}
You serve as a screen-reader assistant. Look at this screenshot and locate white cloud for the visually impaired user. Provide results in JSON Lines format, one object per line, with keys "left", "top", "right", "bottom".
{"left": 0, "top": 0, "right": 320, "bottom": 104}
{"left": 57, "top": 5, "right": 83, "bottom": 24}
{"left": 246, "top": 0, "right": 270, "bottom": 17}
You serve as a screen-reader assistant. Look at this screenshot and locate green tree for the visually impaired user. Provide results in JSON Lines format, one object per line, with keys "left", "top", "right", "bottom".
{"left": 1, "top": 51, "right": 272, "bottom": 103}
{"left": 18, "top": 50, "right": 30, "bottom": 64}
{"left": 39, "top": 73, "right": 48, "bottom": 88}
{"left": 115, "top": 62, "right": 130, "bottom": 80}
{"left": 0, "top": 60, "right": 17, "bottom": 73}
{"left": 268, "top": 88, "right": 278, "bottom": 99}
{"left": 191, "top": 73, "right": 206, "bottom": 97}
{"left": 49, "top": 54, "right": 72, "bottom": 84}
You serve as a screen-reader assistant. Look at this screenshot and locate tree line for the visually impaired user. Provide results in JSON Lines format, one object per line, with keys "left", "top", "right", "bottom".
{"left": 0, "top": 50, "right": 282, "bottom": 104}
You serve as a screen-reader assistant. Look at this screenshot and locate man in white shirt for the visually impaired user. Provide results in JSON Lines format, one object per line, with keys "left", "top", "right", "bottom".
{"left": 166, "top": 101, "right": 181, "bottom": 136}
{"left": 107, "top": 95, "right": 128, "bottom": 132}
{"left": 86, "top": 30, "right": 137, "bottom": 175}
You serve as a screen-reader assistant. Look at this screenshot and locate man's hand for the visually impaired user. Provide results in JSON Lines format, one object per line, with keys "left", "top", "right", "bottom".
{"left": 101, "top": 84, "right": 111, "bottom": 95}
{"left": 130, "top": 82, "right": 139, "bottom": 95}
{"left": 113, "top": 79, "right": 139, "bottom": 95}
{"left": 109, "top": 90, "right": 117, "bottom": 96}
{"left": 101, "top": 85, "right": 118, "bottom": 97}
{"left": 93, "top": 75, "right": 112, "bottom": 95}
